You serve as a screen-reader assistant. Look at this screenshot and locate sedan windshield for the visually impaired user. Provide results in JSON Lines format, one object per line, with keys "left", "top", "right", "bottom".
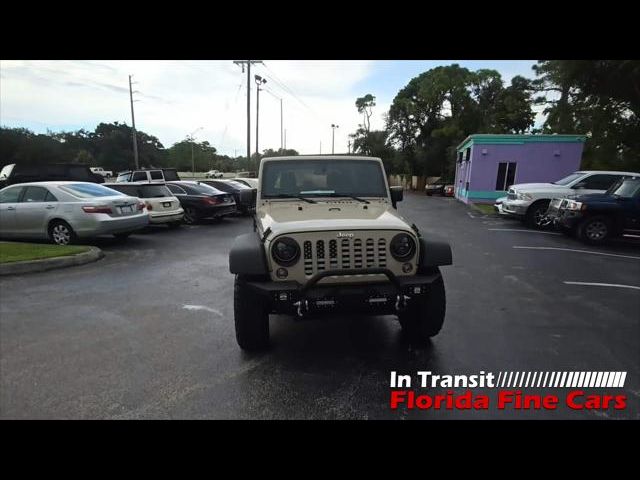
{"left": 261, "top": 160, "right": 387, "bottom": 198}
{"left": 60, "top": 183, "right": 125, "bottom": 198}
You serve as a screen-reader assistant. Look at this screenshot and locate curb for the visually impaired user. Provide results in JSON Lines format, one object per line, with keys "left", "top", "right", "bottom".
{"left": 0, "top": 246, "right": 104, "bottom": 276}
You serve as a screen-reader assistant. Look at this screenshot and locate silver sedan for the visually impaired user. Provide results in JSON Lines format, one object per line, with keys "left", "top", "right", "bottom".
{"left": 0, "top": 181, "right": 150, "bottom": 245}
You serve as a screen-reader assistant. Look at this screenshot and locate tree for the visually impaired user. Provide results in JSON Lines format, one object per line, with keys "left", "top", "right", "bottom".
{"left": 355, "top": 94, "right": 376, "bottom": 133}
{"left": 492, "top": 76, "right": 535, "bottom": 134}
{"left": 534, "top": 60, "right": 640, "bottom": 170}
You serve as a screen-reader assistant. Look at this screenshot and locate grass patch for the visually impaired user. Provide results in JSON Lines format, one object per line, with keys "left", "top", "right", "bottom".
{"left": 0, "top": 242, "right": 90, "bottom": 264}
{"left": 471, "top": 203, "right": 497, "bottom": 215}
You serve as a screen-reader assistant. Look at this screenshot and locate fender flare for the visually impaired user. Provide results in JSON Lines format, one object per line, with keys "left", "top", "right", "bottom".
{"left": 418, "top": 237, "right": 452, "bottom": 268}
{"left": 229, "top": 233, "right": 269, "bottom": 276}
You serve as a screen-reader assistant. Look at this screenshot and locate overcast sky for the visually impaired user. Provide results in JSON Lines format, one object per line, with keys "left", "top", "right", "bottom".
{"left": 0, "top": 60, "right": 540, "bottom": 157}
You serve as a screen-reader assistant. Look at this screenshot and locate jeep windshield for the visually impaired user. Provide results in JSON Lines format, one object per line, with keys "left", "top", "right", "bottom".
{"left": 261, "top": 160, "right": 387, "bottom": 199}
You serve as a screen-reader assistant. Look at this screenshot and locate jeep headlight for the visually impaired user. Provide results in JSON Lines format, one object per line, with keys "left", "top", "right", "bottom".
{"left": 565, "top": 200, "right": 584, "bottom": 211}
{"left": 516, "top": 192, "right": 533, "bottom": 201}
{"left": 390, "top": 233, "right": 416, "bottom": 261}
{"left": 271, "top": 237, "right": 300, "bottom": 266}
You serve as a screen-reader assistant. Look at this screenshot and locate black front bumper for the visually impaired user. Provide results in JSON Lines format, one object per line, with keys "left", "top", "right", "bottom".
{"left": 548, "top": 208, "right": 583, "bottom": 231}
{"left": 245, "top": 268, "right": 441, "bottom": 317}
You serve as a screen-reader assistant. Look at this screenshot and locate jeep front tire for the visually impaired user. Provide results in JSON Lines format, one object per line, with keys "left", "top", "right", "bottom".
{"left": 398, "top": 267, "right": 446, "bottom": 342}
{"left": 234, "top": 275, "right": 270, "bottom": 351}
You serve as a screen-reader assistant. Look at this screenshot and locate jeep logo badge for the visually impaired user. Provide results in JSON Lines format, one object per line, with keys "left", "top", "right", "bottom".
{"left": 336, "top": 232, "right": 354, "bottom": 238}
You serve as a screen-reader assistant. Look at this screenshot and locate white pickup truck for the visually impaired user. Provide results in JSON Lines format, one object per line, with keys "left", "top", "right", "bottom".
{"left": 499, "top": 170, "right": 640, "bottom": 228}
{"left": 90, "top": 167, "right": 113, "bottom": 178}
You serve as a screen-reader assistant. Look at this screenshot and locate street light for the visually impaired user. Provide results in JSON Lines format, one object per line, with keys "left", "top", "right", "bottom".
{"left": 255, "top": 75, "right": 267, "bottom": 156}
{"left": 187, "top": 127, "right": 203, "bottom": 177}
{"left": 331, "top": 124, "right": 339, "bottom": 154}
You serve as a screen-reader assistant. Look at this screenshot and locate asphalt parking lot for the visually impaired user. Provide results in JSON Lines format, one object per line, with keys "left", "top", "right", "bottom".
{"left": 1, "top": 192, "right": 638, "bottom": 419}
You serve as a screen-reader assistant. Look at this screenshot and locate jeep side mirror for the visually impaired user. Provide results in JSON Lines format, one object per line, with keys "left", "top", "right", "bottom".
{"left": 390, "top": 186, "right": 403, "bottom": 208}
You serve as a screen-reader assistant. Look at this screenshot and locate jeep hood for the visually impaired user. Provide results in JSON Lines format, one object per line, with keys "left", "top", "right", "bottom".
{"left": 258, "top": 201, "right": 413, "bottom": 237}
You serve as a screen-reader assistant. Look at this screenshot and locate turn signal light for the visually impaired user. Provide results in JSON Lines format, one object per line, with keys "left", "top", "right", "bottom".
{"left": 82, "top": 205, "right": 112, "bottom": 214}
{"left": 201, "top": 197, "right": 221, "bottom": 205}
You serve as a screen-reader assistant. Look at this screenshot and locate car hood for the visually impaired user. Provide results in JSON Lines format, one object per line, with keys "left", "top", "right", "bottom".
{"left": 258, "top": 200, "right": 413, "bottom": 237}
{"left": 510, "top": 182, "right": 567, "bottom": 192}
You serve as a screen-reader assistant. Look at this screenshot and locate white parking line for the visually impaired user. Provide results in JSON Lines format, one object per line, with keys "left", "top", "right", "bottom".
{"left": 489, "top": 228, "right": 561, "bottom": 235}
{"left": 563, "top": 281, "right": 640, "bottom": 291}
{"left": 513, "top": 246, "right": 640, "bottom": 260}
{"left": 183, "top": 304, "right": 223, "bottom": 316}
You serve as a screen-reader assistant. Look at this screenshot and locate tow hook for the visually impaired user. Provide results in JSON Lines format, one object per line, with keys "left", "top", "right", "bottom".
{"left": 293, "top": 300, "right": 309, "bottom": 317}
{"left": 395, "top": 295, "right": 411, "bottom": 312}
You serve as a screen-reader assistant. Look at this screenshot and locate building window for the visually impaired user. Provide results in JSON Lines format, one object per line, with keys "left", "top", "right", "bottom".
{"left": 465, "top": 148, "right": 471, "bottom": 161}
{"left": 458, "top": 151, "right": 463, "bottom": 163}
{"left": 496, "top": 162, "right": 517, "bottom": 191}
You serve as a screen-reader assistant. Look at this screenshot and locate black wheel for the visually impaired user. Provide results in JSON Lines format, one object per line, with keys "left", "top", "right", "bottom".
{"left": 168, "top": 222, "right": 182, "bottom": 229}
{"left": 48, "top": 220, "right": 77, "bottom": 245}
{"left": 234, "top": 275, "right": 270, "bottom": 351}
{"left": 113, "top": 232, "right": 131, "bottom": 240}
{"left": 578, "top": 216, "right": 611, "bottom": 245}
{"left": 398, "top": 267, "right": 446, "bottom": 342}
{"left": 524, "top": 200, "right": 551, "bottom": 229}
{"left": 183, "top": 207, "right": 199, "bottom": 225}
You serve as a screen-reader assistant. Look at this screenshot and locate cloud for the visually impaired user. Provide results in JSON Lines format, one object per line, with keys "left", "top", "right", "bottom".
{"left": 0, "top": 60, "right": 378, "bottom": 155}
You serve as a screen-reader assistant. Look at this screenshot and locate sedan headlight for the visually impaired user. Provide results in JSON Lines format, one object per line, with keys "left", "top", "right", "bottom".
{"left": 390, "top": 233, "right": 416, "bottom": 261}
{"left": 516, "top": 192, "right": 533, "bottom": 201}
{"left": 271, "top": 237, "right": 300, "bottom": 266}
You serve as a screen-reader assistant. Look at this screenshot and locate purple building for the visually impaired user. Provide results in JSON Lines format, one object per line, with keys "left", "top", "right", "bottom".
{"left": 454, "top": 134, "right": 586, "bottom": 204}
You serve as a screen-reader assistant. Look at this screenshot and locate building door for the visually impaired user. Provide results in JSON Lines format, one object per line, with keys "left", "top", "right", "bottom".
{"left": 496, "top": 162, "right": 517, "bottom": 191}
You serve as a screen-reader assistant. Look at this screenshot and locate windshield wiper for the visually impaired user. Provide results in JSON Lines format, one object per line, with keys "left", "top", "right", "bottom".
{"left": 265, "top": 194, "right": 317, "bottom": 204}
{"left": 324, "top": 193, "right": 370, "bottom": 204}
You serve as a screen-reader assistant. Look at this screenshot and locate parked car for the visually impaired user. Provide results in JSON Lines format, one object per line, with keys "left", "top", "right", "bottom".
{"left": 425, "top": 183, "right": 445, "bottom": 196}
{"left": 547, "top": 177, "right": 640, "bottom": 244}
{"left": 233, "top": 177, "right": 259, "bottom": 189}
{"left": 228, "top": 155, "right": 453, "bottom": 351}
{"left": 199, "top": 179, "right": 256, "bottom": 215}
{"left": 116, "top": 168, "right": 180, "bottom": 183}
{"left": 0, "top": 182, "right": 148, "bottom": 245}
{"left": 90, "top": 167, "right": 113, "bottom": 178}
{"left": 104, "top": 183, "right": 184, "bottom": 228}
{"left": 494, "top": 196, "right": 507, "bottom": 214}
{"left": 0, "top": 163, "right": 105, "bottom": 189}
{"left": 205, "top": 170, "right": 224, "bottom": 178}
{"left": 443, "top": 185, "right": 454, "bottom": 197}
{"left": 500, "top": 170, "right": 640, "bottom": 229}
{"left": 165, "top": 181, "right": 236, "bottom": 224}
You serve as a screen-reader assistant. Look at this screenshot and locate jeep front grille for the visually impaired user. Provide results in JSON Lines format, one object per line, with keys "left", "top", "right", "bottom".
{"left": 303, "top": 237, "right": 387, "bottom": 276}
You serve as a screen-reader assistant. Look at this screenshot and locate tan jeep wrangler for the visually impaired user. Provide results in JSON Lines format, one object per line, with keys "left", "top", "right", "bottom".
{"left": 229, "top": 155, "right": 452, "bottom": 351}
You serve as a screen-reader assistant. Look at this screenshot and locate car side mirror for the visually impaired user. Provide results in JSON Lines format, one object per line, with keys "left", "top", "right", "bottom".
{"left": 390, "top": 186, "right": 403, "bottom": 208}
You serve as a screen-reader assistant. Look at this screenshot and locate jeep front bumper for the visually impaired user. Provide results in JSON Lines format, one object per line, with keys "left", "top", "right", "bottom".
{"left": 244, "top": 267, "right": 441, "bottom": 317}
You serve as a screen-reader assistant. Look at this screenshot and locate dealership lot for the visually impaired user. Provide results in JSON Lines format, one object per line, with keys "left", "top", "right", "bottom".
{"left": 1, "top": 193, "right": 638, "bottom": 419}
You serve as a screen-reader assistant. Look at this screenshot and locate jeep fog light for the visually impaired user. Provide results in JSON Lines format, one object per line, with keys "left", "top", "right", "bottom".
{"left": 276, "top": 268, "right": 288, "bottom": 279}
{"left": 402, "top": 262, "right": 413, "bottom": 273}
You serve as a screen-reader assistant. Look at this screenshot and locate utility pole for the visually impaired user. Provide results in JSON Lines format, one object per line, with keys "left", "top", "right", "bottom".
{"left": 331, "top": 124, "right": 339, "bottom": 154}
{"left": 348, "top": 140, "right": 351, "bottom": 154}
{"left": 128, "top": 75, "right": 139, "bottom": 169}
{"left": 280, "top": 98, "right": 283, "bottom": 152}
{"left": 255, "top": 75, "right": 267, "bottom": 156}
{"left": 320, "top": 141, "right": 322, "bottom": 154}
{"left": 233, "top": 60, "right": 263, "bottom": 163}
{"left": 187, "top": 127, "right": 203, "bottom": 178}
{"left": 284, "top": 129, "right": 287, "bottom": 149}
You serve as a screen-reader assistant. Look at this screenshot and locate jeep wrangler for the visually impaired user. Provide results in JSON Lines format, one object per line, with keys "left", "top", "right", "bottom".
{"left": 228, "top": 155, "right": 452, "bottom": 351}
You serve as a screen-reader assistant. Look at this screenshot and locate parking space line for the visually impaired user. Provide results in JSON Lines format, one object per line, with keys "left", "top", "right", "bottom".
{"left": 563, "top": 281, "right": 640, "bottom": 291}
{"left": 489, "top": 228, "right": 561, "bottom": 235}
{"left": 513, "top": 246, "right": 640, "bottom": 260}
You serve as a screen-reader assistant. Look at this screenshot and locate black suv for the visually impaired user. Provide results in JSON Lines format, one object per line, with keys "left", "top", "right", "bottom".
{"left": 0, "top": 163, "right": 104, "bottom": 189}
{"left": 549, "top": 177, "right": 640, "bottom": 244}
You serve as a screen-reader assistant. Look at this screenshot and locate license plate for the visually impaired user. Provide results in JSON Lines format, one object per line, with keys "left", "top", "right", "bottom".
{"left": 120, "top": 205, "right": 133, "bottom": 214}
{"left": 163, "top": 202, "right": 171, "bottom": 208}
